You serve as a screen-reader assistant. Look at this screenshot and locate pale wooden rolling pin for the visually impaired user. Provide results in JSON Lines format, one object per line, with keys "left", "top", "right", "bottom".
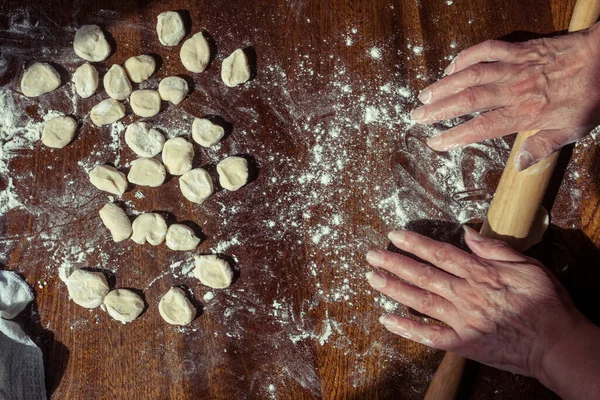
{"left": 423, "top": 1, "right": 600, "bottom": 399}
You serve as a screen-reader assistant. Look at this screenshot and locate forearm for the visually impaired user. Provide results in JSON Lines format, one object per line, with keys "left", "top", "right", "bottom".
{"left": 537, "top": 318, "right": 600, "bottom": 400}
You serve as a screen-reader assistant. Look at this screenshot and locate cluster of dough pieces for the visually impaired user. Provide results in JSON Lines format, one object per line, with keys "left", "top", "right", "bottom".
{"left": 24, "top": 12, "right": 255, "bottom": 325}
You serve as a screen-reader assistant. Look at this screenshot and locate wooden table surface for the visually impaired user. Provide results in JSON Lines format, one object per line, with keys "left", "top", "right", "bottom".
{"left": 2, "top": 0, "right": 599, "bottom": 399}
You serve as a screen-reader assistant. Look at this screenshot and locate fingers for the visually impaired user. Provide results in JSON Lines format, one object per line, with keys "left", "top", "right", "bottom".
{"left": 366, "top": 249, "right": 461, "bottom": 298}
{"left": 379, "top": 314, "right": 461, "bottom": 351}
{"left": 366, "top": 270, "right": 458, "bottom": 325}
{"left": 463, "top": 226, "right": 528, "bottom": 262}
{"left": 445, "top": 40, "right": 520, "bottom": 75}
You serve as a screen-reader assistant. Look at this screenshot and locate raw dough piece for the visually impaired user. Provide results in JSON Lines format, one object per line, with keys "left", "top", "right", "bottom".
{"left": 125, "top": 122, "right": 165, "bottom": 157}
{"left": 165, "top": 224, "right": 200, "bottom": 251}
{"left": 131, "top": 213, "right": 168, "bottom": 245}
{"left": 221, "top": 49, "right": 250, "bottom": 87}
{"left": 130, "top": 90, "right": 161, "bottom": 118}
{"left": 156, "top": 11, "right": 185, "bottom": 46}
{"left": 103, "top": 289, "right": 144, "bottom": 324}
{"left": 217, "top": 156, "right": 248, "bottom": 191}
{"left": 158, "top": 76, "right": 188, "bottom": 105}
{"left": 90, "top": 98, "right": 125, "bottom": 126}
{"left": 158, "top": 287, "right": 195, "bottom": 325}
{"left": 99, "top": 202, "right": 132, "bottom": 242}
{"left": 162, "top": 137, "right": 194, "bottom": 175}
{"left": 193, "top": 255, "right": 233, "bottom": 289}
{"left": 89, "top": 165, "right": 128, "bottom": 196}
{"left": 20, "top": 63, "right": 61, "bottom": 97}
{"left": 127, "top": 157, "right": 166, "bottom": 187}
{"left": 66, "top": 269, "right": 109, "bottom": 309}
{"left": 124, "top": 55, "right": 156, "bottom": 83}
{"left": 180, "top": 32, "right": 210, "bottom": 73}
{"left": 192, "top": 118, "right": 224, "bottom": 147}
{"left": 42, "top": 116, "right": 77, "bottom": 148}
{"left": 72, "top": 62, "right": 99, "bottom": 98}
{"left": 104, "top": 64, "right": 132, "bottom": 100}
{"left": 73, "top": 25, "right": 111, "bottom": 62}
{"left": 179, "top": 168, "right": 213, "bottom": 204}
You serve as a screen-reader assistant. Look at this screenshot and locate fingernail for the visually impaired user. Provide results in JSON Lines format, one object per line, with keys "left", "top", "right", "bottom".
{"left": 418, "top": 89, "right": 432, "bottom": 104}
{"left": 445, "top": 60, "right": 456, "bottom": 75}
{"left": 388, "top": 230, "right": 407, "bottom": 244}
{"left": 427, "top": 135, "right": 443, "bottom": 150}
{"left": 366, "top": 271, "right": 387, "bottom": 288}
{"left": 515, "top": 151, "right": 534, "bottom": 172}
{"left": 410, "top": 107, "right": 425, "bottom": 122}
{"left": 462, "top": 225, "right": 483, "bottom": 241}
{"left": 366, "top": 250, "right": 385, "bottom": 266}
{"left": 379, "top": 315, "right": 392, "bottom": 325}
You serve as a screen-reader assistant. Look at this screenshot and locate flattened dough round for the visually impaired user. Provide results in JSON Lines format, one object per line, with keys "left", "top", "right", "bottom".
{"left": 127, "top": 157, "right": 166, "bottom": 187}
{"left": 104, "top": 64, "right": 132, "bottom": 100}
{"left": 124, "top": 55, "right": 156, "bottom": 83}
{"left": 21, "top": 63, "right": 61, "bottom": 97}
{"left": 162, "top": 137, "right": 194, "bottom": 176}
{"left": 72, "top": 62, "right": 99, "bottom": 98}
{"left": 165, "top": 224, "right": 200, "bottom": 251}
{"left": 103, "top": 289, "right": 144, "bottom": 323}
{"left": 158, "top": 287, "right": 195, "bottom": 325}
{"left": 156, "top": 11, "right": 185, "bottom": 46}
{"left": 125, "top": 122, "right": 165, "bottom": 157}
{"left": 42, "top": 115, "right": 77, "bottom": 148}
{"left": 179, "top": 168, "right": 213, "bottom": 204}
{"left": 89, "top": 165, "right": 128, "bottom": 196}
{"left": 73, "top": 25, "right": 111, "bottom": 62}
{"left": 66, "top": 269, "right": 109, "bottom": 308}
{"left": 192, "top": 118, "right": 224, "bottom": 147}
{"left": 90, "top": 98, "right": 125, "bottom": 126}
{"left": 158, "top": 76, "right": 189, "bottom": 105}
{"left": 131, "top": 213, "right": 167, "bottom": 245}
{"left": 217, "top": 156, "right": 248, "bottom": 191}
{"left": 221, "top": 49, "right": 250, "bottom": 87}
{"left": 193, "top": 255, "right": 233, "bottom": 289}
{"left": 180, "top": 32, "right": 210, "bottom": 73}
{"left": 130, "top": 90, "right": 161, "bottom": 118}
{"left": 99, "top": 202, "right": 132, "bottom": 242}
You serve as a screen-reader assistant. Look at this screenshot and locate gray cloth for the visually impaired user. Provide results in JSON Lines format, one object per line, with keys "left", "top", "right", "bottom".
{"left": 0, "top": 271, "right": 46, "bottom": 400}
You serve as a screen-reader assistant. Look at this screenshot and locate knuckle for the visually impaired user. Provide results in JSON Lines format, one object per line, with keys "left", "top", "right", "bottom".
{"left": 419, "top": 291, "right": 435, "bottom": 314}
{"left": 462, "top": 87, "right": 479, "bottom": 108}
{"left": 417, "top": 265, "right": 436, "bottom": 288}
{"left": 427, "top": 325, "right": 447, "bottom": 346}
{"left": 533, "top": 133, "right": 563, "bottom": 154}
{"left": 430, "top": 245, "right": 452, "bottom": 267}
{"left": 466, "top": 63, "right": 485, "bottom": 85}
{"left": 470, "top": 115, "right": 490, "bottom": 137}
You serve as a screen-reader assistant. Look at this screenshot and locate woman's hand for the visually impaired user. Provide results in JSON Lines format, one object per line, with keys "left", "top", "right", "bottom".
{"left": 413, "top": 23, "right": 600, "bottom": 171}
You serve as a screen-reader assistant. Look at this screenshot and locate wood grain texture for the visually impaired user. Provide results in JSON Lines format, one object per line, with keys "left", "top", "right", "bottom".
{"left": 2, "top": 0, "right": 598, "bottom": 399}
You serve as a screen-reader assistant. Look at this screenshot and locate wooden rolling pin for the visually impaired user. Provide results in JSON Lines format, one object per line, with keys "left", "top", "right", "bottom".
{"left": 423, "top": 1, "right": 600, "bottom": 399}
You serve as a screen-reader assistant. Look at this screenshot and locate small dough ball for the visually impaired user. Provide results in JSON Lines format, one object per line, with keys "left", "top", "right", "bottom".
{"left": 124, "top": 55, "right": 156, "bottom": 83}
{"left": 217, "top": 156, "right": 248, "bottom": 191}
{"left": 158, "top": 76, "right": 188, "bottom": 105}
{"left": 90, "top": 98, "right": 125, "bottom": 126}
{"left": 89, "top": 165, "right": 128, "bottom": 196}
{"left": 66, "top": 269, "right": 109, "bottom": 309}
{"left": 180, "top": 32, "right": 210, "bottom": 73}
{"left": 73, "top": 25, "right": 111, "bottom": 62}
{"left": 103, "top": 289, "right": 144, "bottom": 324}
{"left": 162, "top": 137, "right": 194, "bottom": 176}
{"left": 42, "top": 116, "right": 77, "bottom": 148}
{"left": 130, "top": 90, "right": 161, "bottom": 118}
{"left": 179, "top": 168, "right": 213, "bottom": 204}
{"left": 72, "top": 62, "right": 99, "bottom": 98}
{"left": 104, "top": 64, "right": 132, "bottom": 100}
{"left": 125, "top": 122, "right": 165, "bottom": 157}
{"left": 192, "top": 118, "right": 224, "bottom": 147}
{"left": 156, "top": 11, "right": 185, "bottom": 46}
{"left": 158, "top": 287, "right": 195, "bottom": 325}
{"left": 166, "top": 224, "right": 200, "bottom": 251}
{"left": 99, "top": 202, "right": 132, "bottom": 242}
{"left": 127, "top": 157, "right": 166, "bottom": 187}
{"left": 20, "top": 62, "right": 61, "bottom": 97}
{"left": 193, "top": 255, "right": 233, "bottom": 289}
{"left": 221, "top": 49, "right": 250, "bottom": 87}
{"left": 131, "top": 213, "right": 167, "bottom": 245}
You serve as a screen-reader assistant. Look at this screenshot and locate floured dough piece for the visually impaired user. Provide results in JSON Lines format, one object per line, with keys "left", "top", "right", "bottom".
{"left": 179, "top": 168, "right": 213, "bottom": 204}
{"left": 73, "top": 25, "right": 111, "bottom": 62}
{"left": 221, "top": 49, "right": 250, "bottom": 87}
{"left": 131, "top": 213, "right": 167, "bottom": 245}
{"left": 127, "top": 157, "right": 166, "bottom": 187}
{"left": 192, "top": 118, "right": 224, "bottom": 147}
{"left": 157, "top": 11, "right": 185, "bottom": 46}
{"left": 217, "top": 156, "right": 248, "bottom": 191}
{"left": 158, "top": 76, "right": 188, "bottom": 105}
{"left": 103, "top": 289, "right": 144, "bottom": 324}
{"left": 194, "top": 255, "right": 233, "bottom": 289}
{"left": 89, "top": 165, "right": 128, "bottom": 196}
{"left": 72, "top": 62, "right": 99, "bottom": 98}
{"left": 162, "top": 137, "right": 194, "bottom": 175}
{"left": 166, "top": 224, "right": 200, "bottom": 251}
{"left": 104, "top": 64, "right": 132, "bottom": 100}
{"left": 125, "top": 122, "right": 165, "bottom": 157}
{"left": 130, "top": 90, "right": 161, "bottom": 118}
{"left": 66, "top": 269, "right": 109, "bottom": 308}
{"left": 90, "top": 98, "right": 125, "bottom": 126}
{"left": 124, "top": 55, "right": 156, "bottom": 83}
{"left": 20, "top": 63, "right": 61, "bottom": 97}
{"left": 180, "top": 32, "right": 210, "bottom": 73}
{"left": 42, "top": 116, "right": 77, "bottom": 148}
{"left": 99, "top": 202, "right": 132, "bottom": 242}
{"left": 158, "top": 287, "right": 195, "bottom": 325}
